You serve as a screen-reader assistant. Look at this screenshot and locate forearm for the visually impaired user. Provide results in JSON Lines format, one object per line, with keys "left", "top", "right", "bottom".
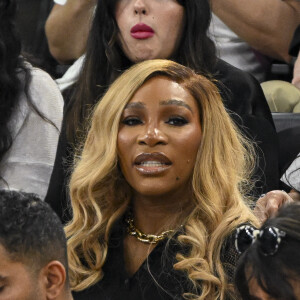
{"left": 45, "top": 0, "right": 96, "bottom": 64}
{"left": 292, "top": 50, "right": 300, "bottom": 89}
{"left": 211, "top": 0, "right": 300, "bottom": 62}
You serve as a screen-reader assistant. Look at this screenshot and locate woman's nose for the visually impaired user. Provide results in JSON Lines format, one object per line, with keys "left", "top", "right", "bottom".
{"left": 137, "top": 124, "right": 167, "bottom": 147}
{"left": 133, "top": 0, "right": 148, "bottom": 15}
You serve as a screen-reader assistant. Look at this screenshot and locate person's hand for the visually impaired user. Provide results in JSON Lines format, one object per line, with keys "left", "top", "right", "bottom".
{"left": 253, "top": 190, "right": 294, "bottom": 224}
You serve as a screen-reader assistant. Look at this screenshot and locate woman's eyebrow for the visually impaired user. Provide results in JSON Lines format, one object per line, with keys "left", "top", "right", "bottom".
{"left": 124, "top": 102, "right": 145, "bottom": 109}
{"left": 160, "top": 99, "right": 192, "bottom": 112}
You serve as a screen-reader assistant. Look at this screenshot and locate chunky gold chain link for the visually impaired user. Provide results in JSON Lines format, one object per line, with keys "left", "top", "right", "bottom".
{"left": 125, "top": 213, "right": 174, "bottom": 244}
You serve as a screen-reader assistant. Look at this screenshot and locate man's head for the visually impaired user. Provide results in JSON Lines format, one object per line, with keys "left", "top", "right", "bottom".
{"left": 0, "top": 190, "right": 72, "bottom": 300}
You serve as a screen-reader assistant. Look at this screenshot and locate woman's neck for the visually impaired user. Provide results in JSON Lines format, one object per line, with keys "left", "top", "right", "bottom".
{"left": 131, "top": 192, "right": 193, "bottom": 235}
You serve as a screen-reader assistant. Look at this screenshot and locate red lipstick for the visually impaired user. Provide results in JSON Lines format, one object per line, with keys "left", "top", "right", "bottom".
{"left": 130, "top": 23, "right": 154, "bottom": 39}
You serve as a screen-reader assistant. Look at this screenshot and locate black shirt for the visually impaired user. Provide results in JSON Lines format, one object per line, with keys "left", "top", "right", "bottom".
{"left": 72, "top": 219, "right": 239, "bottom": 300}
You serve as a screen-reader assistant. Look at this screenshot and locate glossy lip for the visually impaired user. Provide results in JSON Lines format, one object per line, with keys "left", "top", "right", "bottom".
{"left": 134, "top": 152, "right": 172, "bottom": 175}
{"left": 130, "top": 23, "right": 154, "bottom": 39}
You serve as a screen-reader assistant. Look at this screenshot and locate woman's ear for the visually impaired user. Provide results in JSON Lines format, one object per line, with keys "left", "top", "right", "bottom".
{"left": 42, "top": 260, "right": 67, "bottom": 299}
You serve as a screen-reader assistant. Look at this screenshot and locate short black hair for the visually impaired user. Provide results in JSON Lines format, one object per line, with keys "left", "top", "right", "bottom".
{"left": 235, "top": 203, "right": 300, "bottom": 300}
{"left": 0, "top": 190, "right": 68, "bottom": 273}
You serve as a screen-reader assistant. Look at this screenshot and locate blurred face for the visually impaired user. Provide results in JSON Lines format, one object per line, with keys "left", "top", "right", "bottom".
{"left": 115, "top": 0, "right": 185, "bottom": 62}
{"left": 117, "top": 76, "right": 202, "bottom": 199}
{"left": 0, "top": 245, "right": 44, "bottom": 300}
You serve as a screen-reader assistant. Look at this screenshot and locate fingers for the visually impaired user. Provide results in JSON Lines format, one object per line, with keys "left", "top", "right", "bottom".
{"left": 253, "top": 190, "right": 294, "bottom": 224}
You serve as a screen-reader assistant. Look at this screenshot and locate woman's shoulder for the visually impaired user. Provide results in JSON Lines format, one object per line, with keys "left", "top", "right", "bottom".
{"left": 28, "top": 66, "right": 64, "bottom": 109}
{"left": 18, "top": 65, "right": 64, "bottom": 127}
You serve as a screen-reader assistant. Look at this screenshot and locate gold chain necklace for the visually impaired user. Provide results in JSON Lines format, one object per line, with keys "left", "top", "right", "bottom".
{"left": 125, "top": 212, "right": 175, "bottom": 244}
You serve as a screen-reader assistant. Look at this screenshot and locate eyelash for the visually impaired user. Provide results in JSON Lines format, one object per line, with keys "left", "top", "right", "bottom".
{"left": 122, "top": 117, "right": 143, "bottom": 126}
{"left": 166, "top": 116, "right": 188, "bottom": 126}
{"left": 122, "top": 116, "right": 188, "bottom": 127}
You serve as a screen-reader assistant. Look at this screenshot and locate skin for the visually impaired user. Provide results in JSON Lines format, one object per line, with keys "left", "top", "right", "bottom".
{"left": 0, "top": 244, "right": 73, "bottom": 300}
{"left": 45, "top": 0, "right": 96, "bottom": 63}
{"left": 0, "top": 245, "right": 44, "bottom": 300}
{"left": 292, "top": 50, "right": 300, "bottom": 89}
{"left": 254, "top": 190, "right": 297, "bottom": 224}
{"left": 117, "top": 76, "right": 202, "bottom": 275}
{"left": 210, "top": 0, "right": 300, "bottom": 62}
{"left": 115, "top": 0, "right": 185, "bottom": 62}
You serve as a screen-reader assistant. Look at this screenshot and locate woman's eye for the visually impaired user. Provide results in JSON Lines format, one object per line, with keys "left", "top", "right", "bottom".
{"left": 167, "top": 116, "right": 188, "bottom": 126}
{"left": 122, "top": 117, "right": 143, "bottom": 126}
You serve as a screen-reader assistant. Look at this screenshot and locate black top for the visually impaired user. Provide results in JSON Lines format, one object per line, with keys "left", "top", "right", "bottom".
{"left": 72, "top": 219, "right": 239, "bottom": 300}
{"left": 45, "top": 59, "right": 279, "bottom": 223}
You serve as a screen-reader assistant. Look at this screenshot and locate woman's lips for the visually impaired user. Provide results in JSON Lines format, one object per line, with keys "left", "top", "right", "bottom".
{"left": 130, "top": 23, "right": 154, "bottom": 39}
{"left": 134, "top": 153, "right": 171, "bottom": 175}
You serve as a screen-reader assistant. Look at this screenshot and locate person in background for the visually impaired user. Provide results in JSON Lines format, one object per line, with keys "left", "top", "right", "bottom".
{"left": 235, "top": 202, "right": 300, "bottom": 300}
{"left": 45, "top": 0, "right": 96, "bottom": 64}
{"left": 67, "top": 59, "right": 259, "bottom": 300}
{"left": 0, "top": 190, "right": 73, "bottom": 300}
{"left": 254, "top": 25, "right": 300, "bottom": 223}
{"left": 0, "top": 0, "right": 63, "bottom": 199}
{"left": 45, "top": 0, "right": 278, "bottom": 223}
{"left": 210, "top": 0, "right": 300, "bottom": 82}
{"left": 290, "top": 25, "right": 300, "bottom": 89}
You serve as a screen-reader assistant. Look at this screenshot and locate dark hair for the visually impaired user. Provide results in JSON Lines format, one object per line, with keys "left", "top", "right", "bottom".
{"left": 0, "top": 0, "right": 57, "bottom": 164}
{"left": 67, "top": 0, "right": 216, "bottom": 142}
{"left": 0, "top": 0, "right": 27, "bottom": 161}
{"left": 0, "top": 190, "right": 68, "bottom": 275}
{"left": 235, "top": 203, "right": 300, "bottom": 300}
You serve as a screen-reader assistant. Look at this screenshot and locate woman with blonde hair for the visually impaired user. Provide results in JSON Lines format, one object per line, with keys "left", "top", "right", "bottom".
{"left": 67, "top": 59, "right": 259, "bottom": 300}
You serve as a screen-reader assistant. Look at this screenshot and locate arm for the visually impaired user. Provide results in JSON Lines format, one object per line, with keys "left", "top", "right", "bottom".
{"left": 45, "top": 0, "right": 96, "bottom": 64}
{"left": 211, "top": 0, "right": 300, "bottom": 62}
{"left": 292, "top": 50, "right": 300, "bottom": 89}
{"left": 0, "top": 68, "right": 64, "bottom": 200}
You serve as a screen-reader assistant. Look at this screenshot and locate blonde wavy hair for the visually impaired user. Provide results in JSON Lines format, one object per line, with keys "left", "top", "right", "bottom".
{"left": 66, "top": 59, "right": 259, "bottom": 299}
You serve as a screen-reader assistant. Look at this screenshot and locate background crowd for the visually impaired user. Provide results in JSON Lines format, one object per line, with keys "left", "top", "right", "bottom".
{"left": 0, "top": 0, "right": 300, "bottom": 299}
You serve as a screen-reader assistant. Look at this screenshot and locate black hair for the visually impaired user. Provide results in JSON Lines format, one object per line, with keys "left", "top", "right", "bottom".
{"left": 67, "top": 0, "right": 216, "bottom": 142}
{"left": 0, "top": 0, "right": 26, "bottom": 162}
{"left": 0, "top": 0, "right": 57, "bottom": 165}
{"left": 0, "top": 190, "right": 68, "bottom": 275}
{"left": 235, "top": 203, "right": 300, "bottom": 300}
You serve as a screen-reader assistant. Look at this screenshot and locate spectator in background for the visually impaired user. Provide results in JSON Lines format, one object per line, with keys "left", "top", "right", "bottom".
{"left": 290, "top": 25, "right": 300, "bottom": 89}
{"left": 210, "top": 0, "right": 300, "bottom": 82}
{"left": 0, "top": 0, "right": 63, "bottom": 199}
{"left": 45, "top": 0, "right": 300, "bottom": 83}
{"left": 0, "top": 190, "right": 73, "bottom": 300}
{"left": 235, "top": 203, "right": 300, "bottom": 300}
{"left": 45, "top": 0, "right": 96, "bottom": 64}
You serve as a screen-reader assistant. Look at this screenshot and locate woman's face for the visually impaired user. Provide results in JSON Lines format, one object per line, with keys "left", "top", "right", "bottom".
{"left": 117, "top": 76, "right": 202, "bottom": 199}
{"left": 115, "top": 0, "right": 185, "bottom": 62}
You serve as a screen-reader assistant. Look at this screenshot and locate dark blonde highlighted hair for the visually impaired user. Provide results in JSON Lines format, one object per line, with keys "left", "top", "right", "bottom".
{"left": 66, "top": 59, "right": 258, "bottom": 299}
